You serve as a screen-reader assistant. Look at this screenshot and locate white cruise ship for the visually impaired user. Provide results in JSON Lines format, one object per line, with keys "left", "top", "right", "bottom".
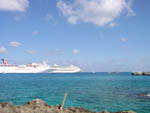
{"left": 0, "top": 59, "right": 51, "bottom": 73}
{"left": 0, "top": 59, "right": 81, "bottom": 74}
{"left": 49, "top": 64, "right": 81, "bottom": 73}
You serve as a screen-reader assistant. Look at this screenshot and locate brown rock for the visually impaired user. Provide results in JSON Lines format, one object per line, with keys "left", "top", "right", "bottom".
{"left": 0, "top": 99, "right": 136, "bottom": 113}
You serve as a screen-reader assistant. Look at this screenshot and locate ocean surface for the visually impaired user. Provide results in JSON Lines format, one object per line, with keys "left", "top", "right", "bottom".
{"left": 0, "top": 72, "right": 150, "bottom": 113}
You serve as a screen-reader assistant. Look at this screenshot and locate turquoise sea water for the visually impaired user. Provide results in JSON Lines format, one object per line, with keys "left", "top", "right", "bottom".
{"left": 0, "top": 72, "right": 150, "bottom": 113}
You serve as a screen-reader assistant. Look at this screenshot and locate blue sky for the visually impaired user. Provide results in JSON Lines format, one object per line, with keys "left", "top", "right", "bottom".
{"left": 0, "top": 0, "right": 150, "bottom": 72}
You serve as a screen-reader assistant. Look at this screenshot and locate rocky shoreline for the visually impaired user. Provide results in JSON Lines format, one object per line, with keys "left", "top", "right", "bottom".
{"left": 0, "top": 99, "right": 136, "bottom": 113}
{"left": 131, "top": 72, "right": 150, "bottom": 76}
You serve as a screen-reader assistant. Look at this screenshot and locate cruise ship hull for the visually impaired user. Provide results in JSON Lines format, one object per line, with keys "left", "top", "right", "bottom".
{"left": 0, "top": 66, "right": 50, "bottom": 74}
{"left": 50, "top": 70, "right": 81, "bottom": 73}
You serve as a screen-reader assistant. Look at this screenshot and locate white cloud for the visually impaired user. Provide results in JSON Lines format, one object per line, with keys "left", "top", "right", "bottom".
{"left": 14, "top": 13, "right": 25, "bottom": 21}
{"left": 32, "top": 31, "right": 39, "bottom": 35}
{"left": 44, "top": 49, "right": 64, "bottom": 56}
{"left": 49, "top": 50, "right": 64, "bottom": 55}
{"left": 45, "top": 14, "right": 58, "bottom": 24}
{"left": 121, "top": 37, "right": 128, "bottom": 42}
{"left": 0, "top": 46, "right": 7, "bottom": 54}
{"left": 0, "top": 0, "right": 29, "bottom": 12}
{"left": 109, "top": 22, "right": 118, "bottom": 27}
{"left": 73, "top": 49, "right": 80, "bottom": 54}
{"left": 26, "top": 50, "right": 36, "bottom": 55}
{"left": 68, "top": 16, "right": 78, "bottom": 24}
{"left": 126, "top": 0, "right": 136, "bottom": 16}
{"left": 14, "top": 16, "right": 21, "bottom": 21}
{"left": 45, "top": 14, "right": 54, "bottom": 21}
{"left": 57, "top": 0, "right": 135, "bottom": 26}
{"left": 9, "top": 41, "right": 21, "bottom": 47}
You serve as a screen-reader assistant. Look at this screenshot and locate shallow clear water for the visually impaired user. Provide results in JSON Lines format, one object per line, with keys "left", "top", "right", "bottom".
{"left": 0, "top": 72, "right": 150, "bottom": 113}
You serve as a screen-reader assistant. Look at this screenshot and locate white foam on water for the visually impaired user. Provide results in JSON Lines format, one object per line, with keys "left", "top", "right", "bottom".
{"left": 146, "top": 93, "right": 150, "bottom": 97}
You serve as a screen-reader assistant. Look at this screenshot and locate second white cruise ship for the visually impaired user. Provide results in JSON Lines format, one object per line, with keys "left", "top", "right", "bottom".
{"left": 50, "top": 64, "right": 81, "bottom": 73}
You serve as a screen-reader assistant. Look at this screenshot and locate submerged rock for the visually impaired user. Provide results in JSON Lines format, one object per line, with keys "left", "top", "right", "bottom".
{"left": 0, "top": 99, "right": 136, "bottom": 113}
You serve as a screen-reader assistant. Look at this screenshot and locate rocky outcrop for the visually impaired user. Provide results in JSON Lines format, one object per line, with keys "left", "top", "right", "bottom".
{"left": 140, "top": 92, "right": 150, "bottom": 97}
{"left": 132, "top": 72, "right": 150, "bottom": 76}
{"left": 0, "top": 99, "right": 136, "bottom": 113}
